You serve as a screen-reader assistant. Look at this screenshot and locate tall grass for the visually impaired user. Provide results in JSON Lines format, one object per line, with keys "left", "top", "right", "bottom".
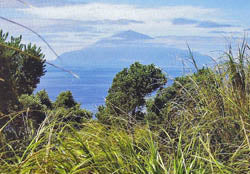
{"left": 0, "top": 1, "right": 249, "bottom": 172}
{"left": 0, "top": 41, "right": 249, "bottom": 173}
{"left": 0, "top": 113, "right": 167, "bottom": 173}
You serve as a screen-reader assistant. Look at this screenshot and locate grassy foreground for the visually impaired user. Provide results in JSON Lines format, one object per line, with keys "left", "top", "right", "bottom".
{"left": 0, "top": 43, "right": 250, "bottom": 173}
{"left": 0, "top": 113, "right": 249, "bottom": 174}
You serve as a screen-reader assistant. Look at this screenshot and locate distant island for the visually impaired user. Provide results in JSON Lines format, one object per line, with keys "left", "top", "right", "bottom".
{"left": 53, "top": 30, "right": 212, "bottom": 68}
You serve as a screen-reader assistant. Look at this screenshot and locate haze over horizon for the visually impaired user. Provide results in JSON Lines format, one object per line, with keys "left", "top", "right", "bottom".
{"left": 1, "top": 0, "right": 250, "bottom": 61}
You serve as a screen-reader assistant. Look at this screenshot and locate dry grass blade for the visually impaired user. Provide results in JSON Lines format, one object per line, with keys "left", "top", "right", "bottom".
{"left": 186, "top": 43, "right": 199, "bottom": 72}
{"left": 0, "top": 13, "right": 80, "bottom": 78}
{"left": 1, "top": 13, "right": 249, "bottom": 172}
{"left": 0, "top": 16, "right": 59, "bottom": 60}
{"left": 0, "top": 41, "right": 79, "bottom": 78}
{"left": 0, "top": 111, "right": 25, "bottom": 133}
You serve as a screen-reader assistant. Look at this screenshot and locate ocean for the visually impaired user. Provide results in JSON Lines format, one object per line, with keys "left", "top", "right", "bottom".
{"left": 35, "top": 66, "right": 184, "bottom": 112}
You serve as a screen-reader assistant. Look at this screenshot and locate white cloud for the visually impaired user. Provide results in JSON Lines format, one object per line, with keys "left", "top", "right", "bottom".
{"left": 0, "top": 0, "right": 20, "bottom": 8}
{"left": 17, "top": 3, "right": 236, "bottom": 38}
{"left": 2, "top": 3, "right": 242, "bottom": 61}
{"left": 0, "top": 0, "right": 33, "bottom": 8}
{"left": 21, "top": 3, "right": 217, "bottom": 21}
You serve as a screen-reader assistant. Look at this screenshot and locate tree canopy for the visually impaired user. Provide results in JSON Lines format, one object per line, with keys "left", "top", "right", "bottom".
{"left": 54, "top": 91, "right": 77, "bottom": 108}
{"left": 0, "top": 30, "right": 46, "bottom": 113}
{"left": 145, "top": 67, "right": 220, "bottom": 124}
{"left": 102, "top": 62, "right": 167, "bottom": 121}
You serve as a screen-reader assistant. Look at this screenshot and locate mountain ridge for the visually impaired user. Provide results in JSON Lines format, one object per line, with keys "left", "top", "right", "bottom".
{"left": 53, "top": 30, "right": 212, "bottom": 68}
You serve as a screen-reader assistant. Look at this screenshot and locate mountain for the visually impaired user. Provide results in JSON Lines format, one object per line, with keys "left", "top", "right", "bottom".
{"left": 53, "top": 30, "right": 211, "bottom": 68}
{"left": 111, "top": 30, "right": 153, "bottom": 40}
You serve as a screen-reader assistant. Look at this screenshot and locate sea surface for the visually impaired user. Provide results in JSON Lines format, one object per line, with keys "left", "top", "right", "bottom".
{"left": 35, "top": 66, "right": 184, "bottom": 112}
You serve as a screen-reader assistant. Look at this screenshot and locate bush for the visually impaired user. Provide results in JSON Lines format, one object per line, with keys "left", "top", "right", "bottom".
{"left": 54, "top": 91, "right": 93, "bottom": 124}
{"left": 19, "top": 94, "right": 46, "bottom": 128}
{"left": 54, "top": 91, "right": 77, "bottom": 108}
{"left": 36, "top": 89, "right": 53, "bottom": 109}
{"left": 54, "top": 104, "right": 92, "bottom": 123}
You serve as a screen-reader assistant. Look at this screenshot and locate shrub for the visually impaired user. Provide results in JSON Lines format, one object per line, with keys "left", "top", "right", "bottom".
{"left": 36, "top": 89, "right": 53, "bottom": 109}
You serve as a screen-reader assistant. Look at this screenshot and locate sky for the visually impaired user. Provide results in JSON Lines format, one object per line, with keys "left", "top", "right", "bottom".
{"left": 0, "top": 0, "right": 250, "bottom": 60}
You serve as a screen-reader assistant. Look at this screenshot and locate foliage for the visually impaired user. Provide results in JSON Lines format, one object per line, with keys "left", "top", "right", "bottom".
{"left": 0, "top": 30, "right": 46, "bottom": 113}
{"left": 36, "top": 89, "right": 53, "bottom": 109}
{"left": 19, "top": 94, "right": 46, "bottom": 125}
{"left": 0, "top": 28, "right": 249, "bottom": 173}
{"left": 100, "top": 62, "right": 167, "bottom": 123}
{"left": 146, "top": 67, "right": 219, "bottom": 124}
{"left": 54, "top": 104, "right": 92, "bottom": 123}
{"left": 96, "top": 105, "right": 110, "bottom": 124}
{"left": 54, "top": 91, "right": 77, "bottom": 108}
{"left": 53, "top": 91, "right": 93, "bottom": 123}
{"left": 1, "top": 89, "right": 92, "bottom": 141}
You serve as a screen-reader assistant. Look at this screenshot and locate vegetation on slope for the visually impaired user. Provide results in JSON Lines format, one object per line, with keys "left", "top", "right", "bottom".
{"left": 0, "top": 30, "right": 249, "bottom": 173}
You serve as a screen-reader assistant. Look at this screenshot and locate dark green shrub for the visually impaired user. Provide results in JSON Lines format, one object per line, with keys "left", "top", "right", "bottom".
{"left": 19, "top": 94, "right": 46, "bottom": 127}
{"left": 36, "top": 89, "right": 53, "bottom": 109}
{"left": 54, "top": 91, "right": 77, "bottom": 108}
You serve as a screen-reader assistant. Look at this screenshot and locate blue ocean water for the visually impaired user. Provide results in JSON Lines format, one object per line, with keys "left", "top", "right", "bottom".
{"left": 35, "top": 66, "right": 184, "bottom": 112}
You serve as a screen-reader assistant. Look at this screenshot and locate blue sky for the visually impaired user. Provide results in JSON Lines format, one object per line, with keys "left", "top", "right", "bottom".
{"left": 0, "top": 0, "right": 249, "bottom": 60}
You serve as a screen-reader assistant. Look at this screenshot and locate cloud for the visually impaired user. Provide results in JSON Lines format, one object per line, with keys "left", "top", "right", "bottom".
{"left": 38, "top": 19, "right": 95, "bottom": 33}
{"left": 30, "top": 18, "right": 143, "bottom": 34}
{"left": 73, "top": 19, "right": 144, "bottom": 25}
{"left": 172, "top": 17, "right": 233, "bottom": 28}
{"left": 0, "top": 0, "right": 82, "bottom": 8}
{"left": 0, "top": 0, "right": 24, "bottom": 8}
{"left": 197, "top": 21, "right": 232, "bottom": 28}
{"left": 172, "top": 18, "right": 197, "bottom": 25}
{"left": 5, "top": 3, "right": 241, "bottom": 60}
{"left": 29, "top": 0, "right": 82, "bottom": 7}
{"left": 17, "top": 3, "right": 224, "bottom": 37}
{"left": 209, "top": 30, "right": 241, "bottom": 34}
{"left": 20, "top": 3, "right": 216, "bottom": 22}
{"left": 152, "top": 35, "right": 245, "bottom": 57}
{"left": 88, "top": 19, "right": 144, "bottom": 25}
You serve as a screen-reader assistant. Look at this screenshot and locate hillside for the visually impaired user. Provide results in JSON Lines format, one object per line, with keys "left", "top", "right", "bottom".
{"left": 53, "top": 30, "right": 212, "bottom": 68}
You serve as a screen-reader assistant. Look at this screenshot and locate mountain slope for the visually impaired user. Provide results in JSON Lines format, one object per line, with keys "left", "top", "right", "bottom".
{"left": 54, "top": 30, "right": 211, "bottom": 68}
